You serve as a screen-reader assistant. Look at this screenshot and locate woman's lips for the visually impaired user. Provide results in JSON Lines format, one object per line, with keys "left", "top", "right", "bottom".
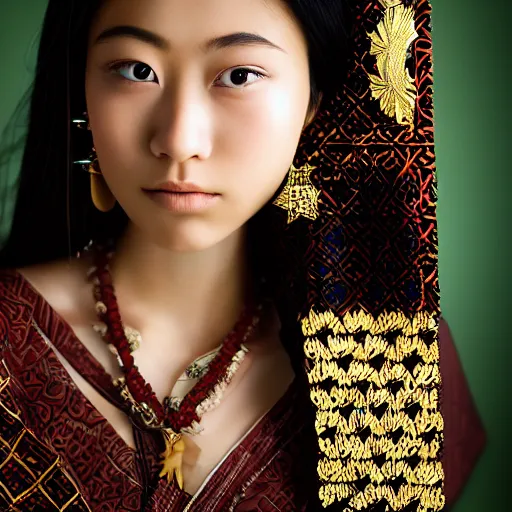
{"left": 143, "top": 190, "right": 220, "bottom": 213}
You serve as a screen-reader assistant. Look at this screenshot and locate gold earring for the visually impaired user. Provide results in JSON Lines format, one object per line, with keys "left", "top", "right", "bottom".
{"left": 72, "top": 113, "right": 116, "bottom": 213}
{"left": 273, "top": 163, "right": 320, "bottom": 223}
{"left": 88, "top": 155, "right": 116, "bottom": 213}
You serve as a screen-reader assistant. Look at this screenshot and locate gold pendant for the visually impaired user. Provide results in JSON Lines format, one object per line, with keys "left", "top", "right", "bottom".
{"left": 159, "top": 429, "right": 186, "bottom": 489}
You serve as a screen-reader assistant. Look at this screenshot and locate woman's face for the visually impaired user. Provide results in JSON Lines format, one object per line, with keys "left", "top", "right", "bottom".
{"left": 86, "top": 0, "right": 315, "bottom": 252}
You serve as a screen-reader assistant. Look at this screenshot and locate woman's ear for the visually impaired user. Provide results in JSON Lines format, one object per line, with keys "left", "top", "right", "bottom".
{"left": 303, "top": 92, "right": 323, "bottom": 129}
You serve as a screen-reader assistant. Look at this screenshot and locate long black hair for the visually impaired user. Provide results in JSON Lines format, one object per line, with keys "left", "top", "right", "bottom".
{"left": 0, "top": 0, "right": 352, "bottom": 268}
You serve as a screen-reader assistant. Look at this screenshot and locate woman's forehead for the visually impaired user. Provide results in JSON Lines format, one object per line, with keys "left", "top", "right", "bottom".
{"left": 89, "top": 0, "right": 307, "bottom": 55}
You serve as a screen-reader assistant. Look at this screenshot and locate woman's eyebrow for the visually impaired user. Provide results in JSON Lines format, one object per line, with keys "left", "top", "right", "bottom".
{"left": 94, "top": 25, "right": 287, "bottom": 54}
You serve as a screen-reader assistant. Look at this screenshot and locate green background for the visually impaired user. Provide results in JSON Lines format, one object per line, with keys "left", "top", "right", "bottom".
{"left": 0, "top": 1, "right": 509, "bottom": 510}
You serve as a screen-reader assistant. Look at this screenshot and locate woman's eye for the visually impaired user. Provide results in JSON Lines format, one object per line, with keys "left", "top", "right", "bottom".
{"left": 109, "top": 61, "right": 158, "bottom": 83}
{"left": 216, "top": 67, "right": 265, "bottom": 89}
{"left": 108, "top": 62, "right": 264, "bottom": 89}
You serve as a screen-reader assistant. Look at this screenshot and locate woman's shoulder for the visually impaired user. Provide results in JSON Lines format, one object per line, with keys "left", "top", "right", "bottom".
{"left": 1, "top": 259, "right": 72, "bottom": 303}
{"left": 0, "top": 258, "right": 91, "bottom": 339}
{"left": 0, "top": 265, "right": 35, "bottom": 314}
{"left": 0, "top": 266, "right": 34, "bottom": 345}
{"left": 15, "top": 259, "right": 85, "bottom": 305}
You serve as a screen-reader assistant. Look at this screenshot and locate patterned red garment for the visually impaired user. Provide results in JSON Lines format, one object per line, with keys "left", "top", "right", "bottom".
{"left": 0, "top": 268, "right": 485, "bottom": 511}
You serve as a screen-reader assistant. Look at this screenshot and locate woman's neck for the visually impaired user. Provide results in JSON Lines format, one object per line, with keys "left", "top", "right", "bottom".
{"left": 106, "top": 223, "right": 252, "bottom": 357}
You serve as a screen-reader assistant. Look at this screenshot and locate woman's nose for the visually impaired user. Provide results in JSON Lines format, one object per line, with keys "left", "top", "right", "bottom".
{"left": 149, "top": 88, "right": 213, "bottom": 164}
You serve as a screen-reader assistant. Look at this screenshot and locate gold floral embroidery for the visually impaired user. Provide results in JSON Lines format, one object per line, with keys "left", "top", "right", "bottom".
{"left": 367, "top": 2, "right": 419, "bottom": 124}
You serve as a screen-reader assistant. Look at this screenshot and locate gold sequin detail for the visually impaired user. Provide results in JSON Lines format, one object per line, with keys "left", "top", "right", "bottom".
{"left": 301, "top": 308, "right": 445, "bottom": 510}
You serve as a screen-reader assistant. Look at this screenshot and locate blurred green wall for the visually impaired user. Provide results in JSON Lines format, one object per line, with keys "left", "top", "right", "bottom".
{"left": 0, "top": 1, "right": 509, "bottom": 510}
{"left": 0, "top": 0, "right": 47, "bottom": 241}
{"left": 0, "top": 2, "right": 46, "bottom": 134}
{"left": 431, "top": 0, "right": 511, "bottom": 509}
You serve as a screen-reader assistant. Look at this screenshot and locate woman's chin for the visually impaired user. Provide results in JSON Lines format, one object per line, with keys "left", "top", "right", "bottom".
{"left": 147, "top": 225, "right": 236, "bottom": 254}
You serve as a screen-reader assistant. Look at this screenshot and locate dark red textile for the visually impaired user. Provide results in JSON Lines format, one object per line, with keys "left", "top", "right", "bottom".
{"left": 438, "top": 317, "right": 487, "bottom": 507}
{"left": 0, "top": 269, "right": 485, "bottom": 510}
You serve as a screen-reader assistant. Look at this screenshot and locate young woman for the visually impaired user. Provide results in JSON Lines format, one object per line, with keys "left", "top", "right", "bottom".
{"left": 0, "top": 0, "right": 485, "bottom": 510}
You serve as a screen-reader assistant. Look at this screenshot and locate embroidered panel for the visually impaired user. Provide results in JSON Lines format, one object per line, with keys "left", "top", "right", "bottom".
{"left": 0, "top": 360, "right": 91, "bottom": 511}
{"left": 268, "top": 1, "right": 443, "bottom": 509}
{"left": 302, "top": 309, "right": 443, "bottom": 510}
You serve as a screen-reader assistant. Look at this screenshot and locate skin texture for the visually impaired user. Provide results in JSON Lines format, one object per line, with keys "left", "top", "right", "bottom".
{"left": 86, "top": 0, "right": 314, "bottom": 253}
{"left": 20, "top": 0, "right": 322, "bottom": 495}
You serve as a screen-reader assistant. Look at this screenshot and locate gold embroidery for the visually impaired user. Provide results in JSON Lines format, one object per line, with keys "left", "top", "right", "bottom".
{"left": 301, "top": 309, "right": 444, "bottom": 510}
{"left": 0, "top": 359, "right": 11, "bottom": 394}
{"left": 273, "top": 163, "right": 320, "bottom": 223}
{"left": 378, "top": 0, "right": 403, "bottom": 8}
{"left": 367, "top": 3, "right": 418, "bottom": 124}
{"left": 0, "top": 360, "right": 91, "bottom": 511}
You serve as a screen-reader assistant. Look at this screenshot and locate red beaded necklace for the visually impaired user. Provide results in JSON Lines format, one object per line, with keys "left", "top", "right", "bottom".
{"left": 89, "top": 244, "right": 262, "bottom": 489}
